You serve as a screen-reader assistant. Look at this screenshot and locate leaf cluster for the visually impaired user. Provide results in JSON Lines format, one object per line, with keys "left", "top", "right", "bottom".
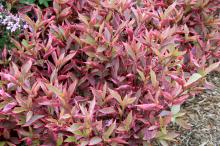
{"left": 0, "top": 0, "right": 219, "bottom": 145}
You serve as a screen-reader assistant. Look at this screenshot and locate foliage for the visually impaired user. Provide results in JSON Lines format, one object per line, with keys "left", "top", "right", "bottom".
{"left": 19, "top": 0, "right": 52, "bottom": 7}
{"left": 0, "top": 0, "right": 219, "bottom": 145}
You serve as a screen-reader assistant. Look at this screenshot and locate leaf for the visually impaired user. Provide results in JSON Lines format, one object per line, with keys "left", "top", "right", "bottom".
{"left": 109, "top": 137, "right": 128, "bottom": 144}
{"left": 11, "top": 38, "right": 22, "bottom": 50}
{"left": 57, "top": 134, "right": 63, "bottom": 146}
{"left": 0, "top": 142, "right": 5, "bottom": 146}
{"left": 0, "top": 73, "right": 17, "bottom": 83}
{"left": 89, "top": 97, "right": 96, "bottom": 115}
{"left": 12, "top": 62, "right": 20, "bottom": 75}
{"left": 67, "top": 123, "right": 82, "bottom": 135}
{"left": 46, "top": 84, "right": 64, "bottom": 98}
{"left": 80, "top": 141, "right": 89, "bottom": 146}
{"left": 20, "top": 14, "right": 35, "bottom": 31}
{"left": 23, "top": 115, "right": 44, "bottom": 127}
{"left": 19, "top": 0, "right": 35, "bottom": 4}
{"left": 60, "top": 114, "right": 71, "bottom": 119}
{"left": 103, "top": 120, "right": 116, "bottom": 140}
{"left": 21, "top": 60, "right": 32, "bottom": 74}
{"left": 102, "top": 82, "right": 107, "bottom": 99}
{"left": 159, "top": 140, "right": 169, "bottom": 146}
{"left": 125, "top": 97, "right": 137, "bottom": 105}
{"left": 124, "top": 43, "right": 136, "bottom": 60}
{"left": 55, "top": 0, "right": 69, "bottom": 4}
{"left": 184, "top": 73, "right": 202, "bottom": 87}
{"left": 50, "top": 69, "right": 58, "bottom": 83}
{"left": 67, "top": 79, "right": 78, "bottom": 98}
{"left": 124, "top": 111, "right": 132, "bottom": 131}
{"left": 39, "top": 0, "right": 51, "bottom": 7}
{"left": 150, "top": 69, "right": 158, "bottom": 88}
{"left": 162, "top": 132, "right": 179, "bottom": 141}
{"left": 108, "top": 88, "right": 122, "bottom": 104}
{"left": 59, "top": 7, "right": 71, "bottom": 18}
{"left": 99, "top": 107, "right": 116, "bottom": 114}
{"left": 97, "top": 46, "right": 106, "bottom": 53}
{"left": 2, "top": 102, "right": 17, "bottom": 112}
{"left": 135, "top": 104, "right": 163, "bottom": 111}
{"left": 64, "top": 136, "right": 76, "bottom": 143}
{"left": 26, "top": 111, "right": 33, "bottom": 122}
{"left": 81, "top": 35, "right": 96, "bottom": 45}
{"left": 137, "top": 69, "right": 146, "bottom": 82}
{"left": 163, "top": 1, "right": 177, "bottom": 18}
{"left": 78, "top": 13, "right": 89, "bottom": 25}
{"left": 104, "top": 27, "right": 111, "bottom": 42}
{"left": 204, "top": 61, "right": 220, "bottom": 75}
{"left": 62, "top": 52, "right": 77, "bottom": 66}
{"left": 168, "top": 74, "right": 186, "bottom": 85}
{"left": 0, "top": 120, "right": 16, "bottom": 129}
{"left": 12, "top": 107, "right": 26, "bottom": 113}
{"left": 162, "top": 91, "right": 173, "bottom": 101}
{"left": 89, "top": 137, "right": 102, "bottom": 145}
{"left": 171, "top": 105, "right": 180, "bottom": 115}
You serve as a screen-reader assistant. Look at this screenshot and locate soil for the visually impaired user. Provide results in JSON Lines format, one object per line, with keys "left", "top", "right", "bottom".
{"left": 175, "top": 72, "right": 220, "bottom": 146}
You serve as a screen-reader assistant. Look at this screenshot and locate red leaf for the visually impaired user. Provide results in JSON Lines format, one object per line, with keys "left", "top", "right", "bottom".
{"left": 23, "top": 115, "right": 45, "bottom": 127}
{"left": 109, "top": 137, "right": 128, "bottom": 144}
{"left": 168, "top": 74, "right": 186, "bottom": 85}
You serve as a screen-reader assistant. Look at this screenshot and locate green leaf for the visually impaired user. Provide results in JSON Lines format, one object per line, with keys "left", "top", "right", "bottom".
{"left": 56, "top": 134, "right": 63, "bottom": 146}
{"left": 0, "top": 142, "right": 5, "bottom": 146}
{"left": 67, "top": 123, "right": 83, "bottom": 136}
{"left": 150, "top": 69, "right": 158, "bottom": 88}
{"left": 21, "top": 39, "right": 29, "bottom": 48}
{"left": 184, "top": 73, "right": 202, "bottom": 87}
{"left": 103, "top": 121, "right": 116, "bottom": 140}
{"left": 124, "top": 111, "right": 132, "bottom": 131}
{"left": 108, "top": 88, "right": 122, "bottom": 104}
{"left": 46, "top": 84, "right": 64, "bottom": 98}
{"left": 124, "top": 43, "right": 136, "bottom": 60}
{"left": 19, "top": 0, "right": 35, "bottom": 4}
{"left": 125, "top": 96, "right": 137, "bottom": 105}
{"left": 81, "top": 35, "right": 96, "bottom": 45}
{"left": 89, "top": 137, "right": 102, "bottom": 145}
{"left": 12, "top": 107, "right": 26, "bottom": 113}
{"left": 64, "top": 136, "right": 76, "bottom": 143}
{"left": 171, "top": 104, "right": 180, "bottom": 115}
{"left": 137, "top": 69, "right": 146, "bottom": 82}
{"left": 39, "top": 0, "right": 51, "bottom": 7}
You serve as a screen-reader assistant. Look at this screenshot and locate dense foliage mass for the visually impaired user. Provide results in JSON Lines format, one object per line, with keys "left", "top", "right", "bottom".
{"left": 0, "top": 0, "right": 219, "bottom": 145}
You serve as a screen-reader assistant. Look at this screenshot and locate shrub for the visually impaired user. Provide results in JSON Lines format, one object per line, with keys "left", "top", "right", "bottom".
{"left": 0, "top": 0, "right": 219, "bottom": 145}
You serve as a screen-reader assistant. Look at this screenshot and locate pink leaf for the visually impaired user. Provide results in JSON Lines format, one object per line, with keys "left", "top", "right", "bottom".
{"left": 168, "top": 74, "right": 186, "bottom": 85}
{"left": 2, "top": 102, "right": 17, "bottom": 112}
{"left": 23, "top": 115, "right": 45, "bottom": 127}
{"left": 135, "top": 104, "right": 163, "bottom": 111}
{"left": 21, "top": 59, "right": 32, "bottom": 74}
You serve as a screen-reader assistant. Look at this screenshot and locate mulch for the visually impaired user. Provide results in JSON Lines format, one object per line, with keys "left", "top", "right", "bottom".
{"left": 175, "top": 72, "right": 220, "bottom": 146}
